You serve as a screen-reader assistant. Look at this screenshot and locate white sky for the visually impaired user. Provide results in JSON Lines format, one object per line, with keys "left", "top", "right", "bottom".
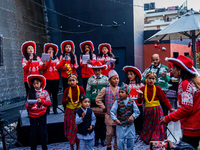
{"left": 142, "top": 0, "right": 200, "bottom": 11}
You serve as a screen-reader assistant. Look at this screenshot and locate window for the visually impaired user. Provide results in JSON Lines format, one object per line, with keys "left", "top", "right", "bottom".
{"left": 184, "top": 52, "right": 189, "bottom": 57}
{"left": 173, "top": 52, "right": 179, "bottom": 58}
{"left": 0, "top": 35, "right": 3, "bottom": 66}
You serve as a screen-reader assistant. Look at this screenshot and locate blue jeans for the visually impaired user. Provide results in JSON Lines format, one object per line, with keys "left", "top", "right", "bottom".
{"left": 117, "top": 138, "right": 134, "bottom": 150}
{"left": 80, "top": 139, "right": 94, "bottom": 150}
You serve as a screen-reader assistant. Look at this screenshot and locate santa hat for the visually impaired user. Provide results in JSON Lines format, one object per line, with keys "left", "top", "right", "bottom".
{"left": 21, "top": 41, "right": 36, "bottom": 57}
{"left": 88, "top": 61, "right": 107, "bottom": 69}
{"left": 98, "top": 43, "right": 111, "bottom": 53}
{"left": 165, "top": 55, "right": 199, "bottom": 76}
{"left": 60, "top": 40, "right": 75, "bottom": 54}
{"left": 123, "top": 66, "right": 142, "bottom": 80}
{"left": 79, "top": 40, "right": 94, "bottom": 52}
{"left": 27, "top": 75, "right": 46, "bottom": 89}
{"left": 43, "top": 43, "right": 58, "bottom": 55}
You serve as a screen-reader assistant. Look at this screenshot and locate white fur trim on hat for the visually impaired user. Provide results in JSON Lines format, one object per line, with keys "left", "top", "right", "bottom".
{"left": 43, "top": 43, "right": 59, "bottom": 56}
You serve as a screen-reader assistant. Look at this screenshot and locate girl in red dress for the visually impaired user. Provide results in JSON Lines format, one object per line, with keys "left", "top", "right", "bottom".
{"left": 62, "top": 74, "right": 85, "bottom": 150}
{"left": 137, "top": 72, "right": 174, "bottom": 144}
{"left": 57, "top": 40, "right": 79, "bottom": 92}
{"left": 123, "top": 66, "right": 144, "bottom": 135}
{"left": 97, "top": 43, "right": 115, "bottom": 76}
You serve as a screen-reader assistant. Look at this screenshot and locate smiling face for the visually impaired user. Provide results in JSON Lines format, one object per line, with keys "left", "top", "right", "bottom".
{"left": 64, "top": 44, "right": 72, "bottom": 53}
{"left": 32, "top": 80, "right": 42, "bottom": 90}
{"left": 26, "top": 45, "right": 34, "bottom": 55}
{"left": 127, "top": 71, "right": 136, "bottom": 81}
{"left": 47, "top": 47, "right": 54, "bottom": 54}
{"left": 152, "top": 54, "right": 160, "bottom": 67}
{"left": 102, "top": 46, "right": 109, "bottom": 54}
{"left": 80, "top": 98, "right": 90, "bottom": 109}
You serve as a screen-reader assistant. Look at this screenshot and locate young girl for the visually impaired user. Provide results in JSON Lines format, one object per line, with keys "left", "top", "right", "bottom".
{"left": 42, "top": 43, "right": 60, "bottom": 114}
{"left": 79, "top": 40, "right": 96, "bottom": 90}
{"left": 25, "top": 75, "right": 51, "bottom": 150}
{"left": 137, "top": 72, "right": 174, "bottom": 144}
{"left": 57, "top": 40, "right": 79, "bottom": 92}
{"left": 97, "top": 43, "right": 115, "bottom": 76}
{"left": 123, "top": 66, "right": 144, "bottom": 135}
{"left": 62, "top": 74, "right": 85, "bottom": 150}
{"left": 21, "top": 41, "right": 43, "bottom": 96}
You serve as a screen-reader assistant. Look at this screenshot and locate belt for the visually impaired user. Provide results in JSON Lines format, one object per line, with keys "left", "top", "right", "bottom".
{"left": 145, "top": 100, "right": 160, "bottom": 107}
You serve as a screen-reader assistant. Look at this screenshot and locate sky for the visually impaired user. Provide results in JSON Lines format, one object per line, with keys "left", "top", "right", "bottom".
{"left": 142, "top": 0, "right": 200, "bottom": 11}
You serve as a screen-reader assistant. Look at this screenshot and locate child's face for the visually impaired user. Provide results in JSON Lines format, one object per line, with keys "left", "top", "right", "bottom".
{"left": 32, "top": 80, "right": 42, "bottom": 90}
{"left": 93, "top": 68, "right": 102, "bottom": 77}
{"left": 84, "top": 45, "right": 90, "bottom": 54}
{"left": 109, "top": 75, "right": 119, "bottom": 87}
{"left": 26, "top": 45, "right": 34, "bottom": 54}
{"left": 146, "top": 75, "right": 156, "bottom": 86}
{"left": 119, "top": 89, "right": 128, "bottom": 100}
{"left": 127, "top": 71, "right": 136, "bottom": 81}
{"left": 102, "top": 46, "right": 109, "bottom": 54}
{"left": 68, "top": 77, "right": 77, "bottom": 87}
{"left": 47, "top": 47, "right": 54, "bottom": 54}
{"left": 65, "top": 44, "right": 72, "bottom": 53}
{"left": 81, "top": 98, "right": 90, "bottom": 109}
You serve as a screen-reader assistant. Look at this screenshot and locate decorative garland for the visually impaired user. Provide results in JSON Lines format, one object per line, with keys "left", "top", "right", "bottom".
{"left": 144, "top": 84, "right": 156, "bottom": 104}
{"left": 68, "top": 85, "right": 80, "bottom": 106}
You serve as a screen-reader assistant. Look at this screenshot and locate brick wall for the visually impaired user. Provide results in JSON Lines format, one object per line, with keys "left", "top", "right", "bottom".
{"left": 0, "top": 0, "right": 47, "bottom": 106}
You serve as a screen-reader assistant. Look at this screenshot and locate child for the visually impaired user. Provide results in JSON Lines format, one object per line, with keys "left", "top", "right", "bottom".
{"left": 79, "top": 40, "right": 96, "bottom": 91}
{"left": 110, "top": 82, "right": 140, "bottom": 150}
{"left": 97, "top": 43, "right": 115, "bottom": 76}
{"left": 42, "top": 43, "right": 60, "bottom": 114}
{"left": 25, "top": 75, "right": 51, "bottom": 150}
{"left": 86, "top": 61, "right": 109, "bottom": 146}
{"left": 96, "top": 70, "right": 120, "bottom": 150}
{"left": 137, "top": 72, "right": 174, "bottom": 144}
{"left": 21, "top": 41, "right": 43, "bottom": 96}
{"left": 57, "top": 40, "right": 79, "bottom": 92}
{"left": 75, "top": 94, "right": 96, "bottom": 150}
{"left": 62, "top": 74, "right": 85, "bottom": 150}
{"left": 123, "top": 66, "right": 144, "bottom": 135}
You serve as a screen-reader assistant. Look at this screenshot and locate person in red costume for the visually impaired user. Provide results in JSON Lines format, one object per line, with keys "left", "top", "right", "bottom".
{"left": 25, "top": 75, "right": 51, "bottom": 150}
{"left": 79, "top": 40, "right": 96, "bottom": 91}
{"left": 123, "top": 66, "right": 144, "bottom": 135}
{"left": 21, "top": 41, "right": 43, "bottom": 97}
{"left": 62, "top": 74, "right": 85, "bottom": 150}
{"left": 41, "top": 43, "right": 60, "bottom": 114}
{"left": 57, "top": 40, "right": 79, "bottom": 92}
{"left": 137, "top": 72, "right": 174, "bottom": 144}
{"left": 97, "top": 43, "right": 115, "bottom": 76}
{"left": 160, "top": 55, "right": 200, "bottom": 149}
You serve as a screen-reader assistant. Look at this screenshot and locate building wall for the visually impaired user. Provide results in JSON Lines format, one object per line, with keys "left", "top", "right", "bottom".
{"left": 0, "top": 0, "right": 47, "bottom": 106}
{"left": 170, "top": 44, "right": 191, "bottom": 56}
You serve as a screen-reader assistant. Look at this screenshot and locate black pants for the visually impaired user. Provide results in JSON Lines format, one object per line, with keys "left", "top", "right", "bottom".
{"left": 24, "top": 82, "right": 30, "bottom": 97}
{"left": 182, "top": 135, "right": 200, "bottom": 149}
{"left": 134, "top": 105, "right": 143, "bottom": 135}
{"left": 30, "top": 113, "right": 48, "bottom": 150}
{"left": 62, "top": 77, "right": 69, "bottom": 93}
{"left": 82, "top": 77, "right": 89, "bottom": 91}
{"left": 45, "top": 79, "right": 59, "bottom": 113}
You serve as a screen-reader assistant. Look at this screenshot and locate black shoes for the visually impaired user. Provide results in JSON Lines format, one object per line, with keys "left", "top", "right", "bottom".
{"left": 94, "top": 140, "right": 99, "bottom": 146}
{"left": 53, "top": 109, "right": 58, "bottom": 114}
{"left": 107, "top": 147, "right": 111, "bottom": 150}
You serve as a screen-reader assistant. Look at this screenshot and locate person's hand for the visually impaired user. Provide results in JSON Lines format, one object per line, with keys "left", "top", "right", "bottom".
{"left": 164, "top": 140, "right": 175, "bottom": 148}
{"left": 128, "top": 115, "right": 134, "bottom": 123}
{"left": 87, "top": 59, "right": 91, "bottom": 64}
{"left": 66, "top": 94, "right": 71, "bottom": 101}
{"left": 74, "top": 64, "right": 79, "bottom": 69}
{"left": 63, "top": 56, "right": 66, "bottom": 60}
{"left": 115, "top": 119, "right": 122, "bottom": 125}
{"left": 170, "top": 108, "right": 176, "bottom": 113}
{"left": 111, "top": 62, "right": 115, "bottom": 66}
{"left": 29, "top": 55, "right": 33, "bottom": 61}
{"left": 37, "top": 98, "right": 41, "bottom": 103}
{"left": 104, "top": 58, "right": 108, "bottom": 63}
{"left": 81, "top": 112, "right": 85, "bottom": 120}
{"left": 43, "top": 61, "right": 47, "bottom": 66}
{"left": 74, "top": 100, "right": 79, "bottom": 104}
{"left": 88, "top": 125, "right": 93, "bottom": 131}
{"left": 28, "top": 104, "right": 34, "bottom": 108}
{"left": 162, "top": 72, "right": 167, "bottom": 78}
{"left": 136, "top": 89, "right": 143, "bottom": 98}
{"left": 160, "top": 117, "right": 167, "bottom": 125}
{"left": 103, "top": 107, "right": 107, "bottom": 112}
{"left": 65, "top": 66, "right": 69, "bottom": 71}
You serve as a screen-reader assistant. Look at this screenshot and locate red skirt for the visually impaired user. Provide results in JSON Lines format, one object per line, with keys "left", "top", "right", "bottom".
{"left": 140, "top": 105, "right": 166, "bottom": 144}
{"left": 64, "top": 107, "right": 79, "bottom": 144}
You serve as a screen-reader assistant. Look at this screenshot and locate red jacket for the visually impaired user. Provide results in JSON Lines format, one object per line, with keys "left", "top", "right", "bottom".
{"left": 97, "top": 56, "right": 115, "bottom": 76}
{"left": 56, "top": 54, "right": 78, "bottom": 78}
{"left": 41, "top": 57, "right": 60, "bottom": 80}
{"left": 25, "top": 89, "right": 51, "bottom": 118}
{"left": 80, "top": 54, "right": 96, "bottom": 78}
{"left": 165, "top": 80, "right": 200, "bottom": 137}
{"left": 22, "top": 56, "right": 43, "bottom": 82}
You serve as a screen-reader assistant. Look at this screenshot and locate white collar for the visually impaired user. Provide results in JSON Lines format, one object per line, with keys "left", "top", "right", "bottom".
{"left": 94, "top": 74, "right": 102, "bottom": 79}
{"left": 35, "top": 88, "right": 42, "bottom": 92}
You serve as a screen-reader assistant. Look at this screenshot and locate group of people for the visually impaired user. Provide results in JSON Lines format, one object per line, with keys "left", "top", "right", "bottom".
{"left": 22, "top": 40, "right": 200, "bottom": 150}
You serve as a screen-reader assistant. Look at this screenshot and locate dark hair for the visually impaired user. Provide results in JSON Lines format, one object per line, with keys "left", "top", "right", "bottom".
{"left": 27, "top": 78, "right": 42, "bottom": 99}
{"left": 173, "top": 64, "right": 195, "bottom": 80}
{"left": 24, "top": 46, "right": 37, "bottom": 61}
{"left": 81, "top": 44, "right": 93, "bottom": 60}
{"left": 62, "top": 44, "right": 75, "bottom": 64}
{"left": 124, "top": 70, "right": 141, "bottom": 85}
{"left": 98, "top": 46, "right": 115, "bottom": 58}
{"left": 47, "top": 46, "right": 56, "bottom": 60}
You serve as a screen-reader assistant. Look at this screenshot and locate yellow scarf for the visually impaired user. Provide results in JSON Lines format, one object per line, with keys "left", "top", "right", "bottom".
{"left": 144, "top": 84, "right": 156, "bottom": 104}
{"left": 68, "top": 85, "right": 80, "bottom": 106}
